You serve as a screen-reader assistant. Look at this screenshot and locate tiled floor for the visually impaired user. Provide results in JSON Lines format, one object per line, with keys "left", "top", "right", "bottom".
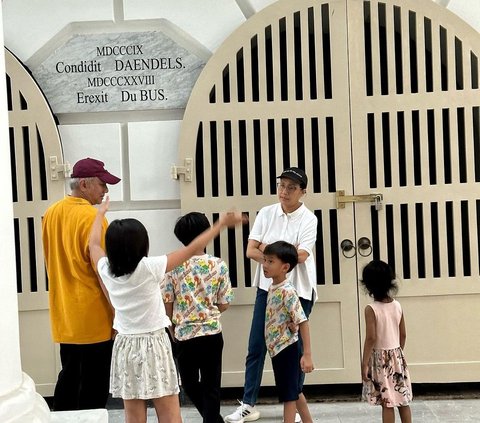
{"left": 107, "top": 399, "right": 480, "bottom": 422}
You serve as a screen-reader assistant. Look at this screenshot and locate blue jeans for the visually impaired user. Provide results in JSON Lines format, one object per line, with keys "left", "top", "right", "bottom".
{"left": 243, "top": 288, "right": 314, "bottom": 406}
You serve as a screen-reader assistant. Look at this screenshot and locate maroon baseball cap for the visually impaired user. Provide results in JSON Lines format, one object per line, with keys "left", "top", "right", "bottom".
{"left": 71, "top": 158, "right": 121, "bottom": 185}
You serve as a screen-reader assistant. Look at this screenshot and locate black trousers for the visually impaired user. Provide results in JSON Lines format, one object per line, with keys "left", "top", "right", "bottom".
{"left": 176, "top": 333, "right": 224, "bottom": 423}
{"left": 53, "top": 340, "right": 113, "bottom": 411}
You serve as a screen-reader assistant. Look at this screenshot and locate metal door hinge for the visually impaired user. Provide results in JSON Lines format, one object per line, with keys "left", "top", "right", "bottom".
{"left": 171, "top": 158, "right": 193, "bottom": 182}
{"left": 49, "top": 156, "right": 71, "bottom": 181}
{"left": 336, "top": 190, "right": 383, "bottom": 210}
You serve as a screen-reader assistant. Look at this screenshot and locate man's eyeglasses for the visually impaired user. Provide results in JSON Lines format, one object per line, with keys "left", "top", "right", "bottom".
{"left": 277, "top": 183, "right": 300, "bottom": 193}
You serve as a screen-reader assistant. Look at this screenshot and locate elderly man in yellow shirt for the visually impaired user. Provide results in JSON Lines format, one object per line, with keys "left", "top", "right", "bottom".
{"left": 42, "top": 157, "right": 120, "bottom": 411}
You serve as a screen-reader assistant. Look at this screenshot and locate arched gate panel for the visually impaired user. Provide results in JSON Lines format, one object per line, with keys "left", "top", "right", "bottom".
{"left": 6, "top": 48, "right": 66, "bottom": 395}
{"left": 348, "top": 0, "right": 480, "bottom": 382}
{"left": 177, "top": 0, "right": 480, "bottom": 385}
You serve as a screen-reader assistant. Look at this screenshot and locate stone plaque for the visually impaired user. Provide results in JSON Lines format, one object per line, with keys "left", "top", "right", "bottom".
{"left": 32, "top": 31, "right": 206, "bottom": 113}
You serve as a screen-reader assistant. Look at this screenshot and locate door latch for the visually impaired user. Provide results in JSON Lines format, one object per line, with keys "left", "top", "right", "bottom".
{"left": 49, "top": 156, "right": 71, "bottom": 181}
{"left": 336, "top": 190, "right": 383, "bottom": 210}
{"left": 171, "top": 158, "right": 193, "bottom": 182}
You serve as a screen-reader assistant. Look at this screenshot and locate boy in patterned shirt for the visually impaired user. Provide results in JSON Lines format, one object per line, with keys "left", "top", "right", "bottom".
{"left": 163, "top": 212, "right": 233, "bottom": 423}
{"left": 263, "top": 241, "right": 314, "bottom": 423}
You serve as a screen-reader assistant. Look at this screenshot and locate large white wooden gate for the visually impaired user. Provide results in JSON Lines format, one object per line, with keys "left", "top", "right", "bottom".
{"left": 6, "top": 48, "right": 66, "bottom": 395}
{"left": 177, "top": 0, "right": 480, "bottom": 385}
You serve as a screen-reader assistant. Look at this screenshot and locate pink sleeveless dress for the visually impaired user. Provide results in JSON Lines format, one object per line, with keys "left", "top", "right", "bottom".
{"left": 362, "top": 299, "right": 413, "bottom": 407}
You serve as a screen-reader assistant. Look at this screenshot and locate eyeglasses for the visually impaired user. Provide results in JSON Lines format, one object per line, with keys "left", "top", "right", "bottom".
{"left": 276, "top": 182, "right": 300, "bottom": 193}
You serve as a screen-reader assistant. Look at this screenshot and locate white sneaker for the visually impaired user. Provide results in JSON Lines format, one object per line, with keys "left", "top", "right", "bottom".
{"left": 283, "top": 412, "right": 302, "bottom": 423}
{"left": 225, "top": 401, "right": 260, "bottom": 422}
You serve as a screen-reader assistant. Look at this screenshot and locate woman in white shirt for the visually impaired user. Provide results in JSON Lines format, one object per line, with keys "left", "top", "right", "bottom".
{"left": 225, "top": 167, "right": 317, "bottom": 423}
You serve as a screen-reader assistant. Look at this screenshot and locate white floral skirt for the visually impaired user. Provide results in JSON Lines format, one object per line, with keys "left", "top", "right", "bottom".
{"left": 110, "top": 329, "right": 180, "bottom": 400}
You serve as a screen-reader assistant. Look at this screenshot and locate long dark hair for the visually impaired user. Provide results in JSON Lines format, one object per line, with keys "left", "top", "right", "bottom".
{"left": 105, "top": 218, "right": 149, "bottom": 277}
{"left": 361, "top": 260, "right": 398, "bottom": 301}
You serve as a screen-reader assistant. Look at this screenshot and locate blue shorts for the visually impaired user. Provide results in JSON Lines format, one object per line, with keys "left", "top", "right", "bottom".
{"left": 271, "top": 341, "right": 302, "bottom": 402}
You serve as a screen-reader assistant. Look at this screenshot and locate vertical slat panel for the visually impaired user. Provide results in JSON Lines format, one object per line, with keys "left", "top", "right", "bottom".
{"left": 231, "top": 120, "right": 242, "bottom": 196}
{"left": 202, "top": 121, "right": 213, "bottom": 198}
{"left": 230, "top": 50, "right": 239, "bottom": 103}
{"left": 418, "top": 110, "right": 430, "bottom": 186}
{"left": 216, "top": 120, "right": 227, "bottom": 196}
{"left": 385, "top": 3, "right": 396, "bottom": 96}
{"left": 399, "top": 5, "right": 411, "bottom": 94}
{"left": 429, "top": 15, "right": 442, "bottom": 93}
{"left": 449, "top": 108, "right": 460, "bottom": 184}
{"left": 270, "top": 20, "right": 282, "bottom": 102}
{"left": 447, "top": 28, "right": 457, "bottom": 92}
{"left": 19, "top": 218, "right": 28, "bottom": 293}
{"left": 374, "top": 112, "right": 385, "bottom": 187}
{"left": 415, "top": 10, "right": 427, "bottom": 93}
{"left": 435, "top": 200, "right": 448, "bottom": 277}
{"left": 260, "top": 118, "right": 271, "bottom": 195}
{"left": 300, "top": 7, "right": 310, "bottom": 101}
{"left": 420, "top": 202, "right": 432, "bottom": 279}
{"left": 388, "top": 112, "right": 400, "bottom": 187}
{"left": 303, "top": 116, "right": 314, "bottom": 188}
{"left": 273, "top": 118, "right": 283, "bottom": 180}
{"left": 289, "top": 118, "right": 299, "bottom": 166}
{"left": 243, "top": 39, "right": 253, "bottom": 104}
{"left": 407, "top": 202, "right": 418, "bottom": 279}
{"left": 323, "top": 211, "right": 334, "bottom": 284}
{"left": 314, "top": 4, "right": 326, "bottom": 99}
{"left": 452, "top": 200, "right": 463, "bottom": 277}
{"left": 29, "top": 125, "right": 42, "bottom": 202}
{"left": 14, "top": 126, "right": 26, "bottom": 203}
{"left": 284, "top": 13, "right": 295, "bottom": 101}
{"left": 469, "top": 199, "right": 480, "bottom": 276}
{"left": 370, "top": 1, "right": 382, "bottom": 97}
{"left": 246, "top": 119, "right": 256, "bottom": 195}
{"left": 256, "top": 29, "right": 267, "bottom": 101}
{"left": 463, "top": 107, "right": 475, "bottom": 185}
{"left": 392, "top": 204, "right": 404, "bottom": 277}
{"left": 319, "top": 117, "right": 330, "bottom": 194}
{"left": 34, "top": 216, "right": 47, "bottom": 293}
{"left": 433, "top": 108, "right": 445, "bottom": 184}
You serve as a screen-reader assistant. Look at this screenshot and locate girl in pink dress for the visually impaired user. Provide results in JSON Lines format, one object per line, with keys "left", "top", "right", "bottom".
{"left": 361, "top": 260, "right": 413, "bottom": 423}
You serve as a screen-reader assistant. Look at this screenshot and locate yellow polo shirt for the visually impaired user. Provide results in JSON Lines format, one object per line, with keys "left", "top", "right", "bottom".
{"left": 42, "top": 196, "right": 113, "bottom": 344}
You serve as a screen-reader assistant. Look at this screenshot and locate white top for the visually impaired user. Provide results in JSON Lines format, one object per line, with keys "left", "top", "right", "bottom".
{"left": 97, "top": 256, "right": 171, "bottom": 335}
{"left": 249, "top": 202, "right": 318, "bottom": 300}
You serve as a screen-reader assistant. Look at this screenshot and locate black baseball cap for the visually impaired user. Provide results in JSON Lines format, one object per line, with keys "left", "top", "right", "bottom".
{"left": 277, "top": 167, "right": 308, "bottom": 188}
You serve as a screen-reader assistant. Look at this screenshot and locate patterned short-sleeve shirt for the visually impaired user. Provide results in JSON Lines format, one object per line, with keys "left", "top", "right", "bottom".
{"left": 265, "top": 279, "right": 307, "bottom": 357}
{"left": 163, "top": 254, "right": 233, "bottom": 341}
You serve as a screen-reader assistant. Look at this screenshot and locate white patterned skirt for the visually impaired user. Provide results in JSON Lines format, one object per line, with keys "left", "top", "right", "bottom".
{"left": 110, "top": 329, "right": 180, "bottom": 400}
